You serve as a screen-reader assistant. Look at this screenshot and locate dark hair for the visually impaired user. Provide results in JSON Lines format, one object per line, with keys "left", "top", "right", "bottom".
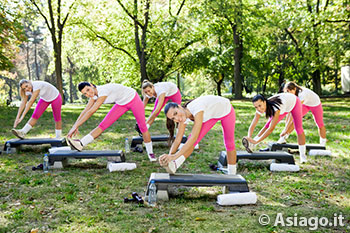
{"left": 164, "top": 100, "right": 192, "bottom": 146}
{"left": 78, "top": 82, "right": 96, "bottom": 92}
{"left": 164, "top": 102, "right": 180, "bottom": 146}
{"left": 284, "top": 81, "right": 303, "bottom": 96}
{"left": 252, "top": 94, "right": 282, "bottom": 118}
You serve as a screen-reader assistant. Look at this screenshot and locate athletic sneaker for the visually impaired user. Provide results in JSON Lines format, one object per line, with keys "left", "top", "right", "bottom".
{"left": 148, "top": 153, "right": 157, "bottom": 162}
{"left": 277, "top": 136, "right": 287, "bottom": 144}
{"left": 12, "top": 129, "right": 25, "bottom": 139}
{"left": 164, "top": 160, "right": 177, "bottom": 174}
{"left": 67, "top": 138, "right": 83, "bottom": 151}
{"left": 242, "top": 137, "right": 253, "bottom": 153}
{"left": 300, "top": 154, "right": 307, "bottom": 163}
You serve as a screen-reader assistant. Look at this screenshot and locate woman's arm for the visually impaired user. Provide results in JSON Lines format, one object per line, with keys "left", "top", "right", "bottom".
{"left": 254, "top": 110, "right": 280, "bottom": 143}
{"left": 173, "top": 111, "right": 203, "bottom": 160}
{"left": 143, "top": 95, "right": 149, "bottom": 108}
{"left": 17, "top": 90, "right": 40, "bottom": 123}
{"left": 247, "top": 113, "right": 260, "bottom": 137}
{"left": 67, "top": 96, "right": 107, "bottom": 137}
{"left": 14, "top": 95, "right": 28, "bottom": 127}
{"left": 146, "top": 93, "right": 165, "bottom": 126}
{"left": 168, "top": 121, "right": 187, "bottom": 155}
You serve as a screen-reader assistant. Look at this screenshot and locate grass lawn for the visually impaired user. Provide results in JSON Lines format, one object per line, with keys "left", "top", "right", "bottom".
{"left": 0, "top": 98, "right": 349, "bottom": 233}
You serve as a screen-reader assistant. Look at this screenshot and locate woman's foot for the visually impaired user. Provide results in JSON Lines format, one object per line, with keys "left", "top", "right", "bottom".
{"left": 148, "top": 153, "right": 157, "bottom": 162}
{"left": 67, "top": 138, "right": 84, "bottom": 151}
{"left": 242, "top": 137, "right": 253, "bottom": 153}
{"left": 163, "top": 160, "right": 177, "bottom": 174}
{"left": 12, "top": 129, "right": 26, "bottom": 139}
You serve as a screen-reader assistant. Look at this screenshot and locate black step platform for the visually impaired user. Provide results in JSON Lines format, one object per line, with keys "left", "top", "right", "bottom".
{"left": 268, "top": 142, "right": 326, "bottom": 151}
{"left": 145, "top": 173, "right": 249, "bottom": 200}
{"left": 218, "top": 150, "right": 296, "bottom": 167}
{"left": 49, "top": 150, "right": 125, "bottom": 166}
{"left": 3, "top": 138, "right": 67, "bottom": 153}
{"left": 131, "top": 135, "right": 187, "bottom": 148}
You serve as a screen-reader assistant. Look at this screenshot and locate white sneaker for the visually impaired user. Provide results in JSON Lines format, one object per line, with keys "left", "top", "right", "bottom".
{"left": 148, "top": 153, "right": 157, "bottom": 162}
{"left": 277, "top": 136, "right": 287, "bottom": 144}
{"left": 300, "top": 154, "right": 307, "bottom": 163}
{"left": 67, "top": 138, "right": 84, "bottom": 151}
{"left": 12, "top": 129, "right": 26, "bottom": 139}
{"left": 164, "top": 160, "right": 177, "bottom": 174}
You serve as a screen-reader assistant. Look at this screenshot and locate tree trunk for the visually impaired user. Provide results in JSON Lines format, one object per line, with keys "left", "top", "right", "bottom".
{"left": 67, "top": 56, "right": 75, "bottom": 103}
{"left": 312, "top": 69, "right": 321, "bottom": 95}
{"left": 53, "top": 40, "right": 64, "bottom": 103}
{"left": 335, "top": 69, "right": 338, "bottom": 92}
{"left": 177, "top": 72, "right": 181, "bottom": 91}
{"left": 26, "top": 42, "right": 31, "bottom": 80}
{"left": 34, "top": 43, "right": 40, "bottom": 80}
{"left": 262, "top": 75, "right": 268, "bottom": 94}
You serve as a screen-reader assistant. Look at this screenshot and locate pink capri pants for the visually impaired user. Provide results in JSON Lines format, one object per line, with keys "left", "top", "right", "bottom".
{"left": 152, "top": 89, "right": 182, "bottom": 117}
{"left": 264, "top": 97, "right": 304, "bottom": 135}
{"left": 98, "top": 94, "right": 148, "bottom": 133}
{"left": 32, "top": 94, "right": 62, "bottom": 122}
{"left": 302, "top": 103, "right": 324, "bottom": 128}
{"left": 189, "top": 106, "right": 236, "bottom": 151}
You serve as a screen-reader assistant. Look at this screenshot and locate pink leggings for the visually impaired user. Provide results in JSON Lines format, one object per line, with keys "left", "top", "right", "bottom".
{"left": 188, "top": 106, "right": 236, "bottom": 151}
{"left": 302, "top": 103, "right": 324, "bottom": 128}
{"left": 32, "top": 94, "right": 62, "bottom": 122}
{"left": 99, "top": 94, "right": 148, "bottom": 132}
{"left": 264, "top": 97, "right": 304, "bottom": 135}
{"left": 152, "top": 89, "right": 182, "bottom": 117}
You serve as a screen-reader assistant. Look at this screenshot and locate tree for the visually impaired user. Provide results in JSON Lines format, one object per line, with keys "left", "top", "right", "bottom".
{"left": 29, "top": 0, "right": 76, "bottom": 101}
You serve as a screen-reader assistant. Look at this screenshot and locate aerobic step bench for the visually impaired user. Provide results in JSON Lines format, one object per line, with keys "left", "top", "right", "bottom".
{"left": 48, "top": 149, "right": 125, "bottom": 168}
{"left": 130, "top": 135, "right": 187, "bottom": 148}
{"left": 268, "top": 142, "right": 326, "bottom": 151}
{"left": 3, "top": 138, "right": 67, "bottom": 154}
{"left": 218, "top": 150, "right": 299, "bottom": 172}
{"left": 145, "top": 173, "right": 250, "bottom": 201}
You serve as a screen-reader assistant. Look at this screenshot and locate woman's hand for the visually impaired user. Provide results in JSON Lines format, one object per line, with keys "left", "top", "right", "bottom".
{"left": 67, "top": 127, "right": 79, "bottom": 138}
{"left": 245, "top": 136, "right": 258, "bottom": 145}
{"left": 159, "top": 154, "right": 172, "bottom": 166}
{"left": 13, "top": 119, "right": 21, "bottom": 128}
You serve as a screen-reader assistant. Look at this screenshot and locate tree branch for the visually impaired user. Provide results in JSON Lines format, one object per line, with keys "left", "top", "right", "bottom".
{"left": 284, "top": 28, "right": 304, "bottom": 57}
{"left": 30, "top": 0, "right": 52, "bottom": 31}
{"left": 176, "top": 0, "right": 186, "bottom": 16}
{"left": 115, "top": 0, "right": 144, "bottom": 29}
{"left": 78, "top": 22, "right": 137, "bottom": 62}
{"left": 62, "top": 0, "right": 76, "bottom": 28}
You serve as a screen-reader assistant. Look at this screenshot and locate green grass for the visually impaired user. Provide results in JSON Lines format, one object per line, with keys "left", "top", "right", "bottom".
{"left": 0, "top": 98, "right": 349, "bottom": 232}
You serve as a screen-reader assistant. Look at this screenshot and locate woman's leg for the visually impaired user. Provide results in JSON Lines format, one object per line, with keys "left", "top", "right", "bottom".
{"left": 220, "top": 107, "right": 237, "bottom": 174}
{"left": 169, "top": 90, "right": 182, "bottom": 105}
{"left": 18, "top": 99, "right": 49, "bottom": 135}
{"left": 290, "top": 98, "right": 307, "bottom": 162}
{"left": 51, "top": 94, "right": 63, "bottom": 137}
{"left": 309, "top": 104, "right": 326, "bottom": 141}
{"left": 129, "top": 94, "right": 156, "bottom": 160}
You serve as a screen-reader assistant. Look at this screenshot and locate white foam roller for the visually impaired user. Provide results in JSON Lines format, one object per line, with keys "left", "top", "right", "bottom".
{"left": 108, "top": 162, "right": 136, "bottom": 172}
{"left": 309, "top": 149, "right": 332, "bottom": 156}
{"left": 49, "top": 146, "right": 71, "bottom": 154}
{"left": 217, "top": 192, "right": 257, "bottom": 206}
{"left": 270, "top": 163, "right": 300, "bottom": 172}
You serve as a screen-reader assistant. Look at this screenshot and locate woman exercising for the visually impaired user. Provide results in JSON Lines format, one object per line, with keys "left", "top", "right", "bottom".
{"left": 142, "top": 80, "right": 181, "bottom": 129}
{"left": 12, "top": 79, "right": 62, "bottom": 139}
{"left": 67, "top": 82, "right": 156, "bottom": 161}
{"left": 243, "top": 93, "right": 307, "bottom": 163}
{"left": 278, "top": 82, "right": 326, "bottom": 146}
{"left": 159, "top": 95, "right": 237, "bottom": 174}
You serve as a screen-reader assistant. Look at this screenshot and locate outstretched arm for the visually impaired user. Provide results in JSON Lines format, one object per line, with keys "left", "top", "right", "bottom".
{"left": 16, "top": 90, "right": 40, "bottom": 125}
{"left": 67, "top": 96, "right": 107, "bottom": 137}
{"left": 168, "top": 121, "right": 187, "bottom": 155}
{"left": 247, "top": 113, "right": 260, "bottom": 138}
{"left": 253, "top": 110, "right": 280, "bottom": 144}
{"left": 146, "top": 93, "right": 165, "bottom": 126}
{"left": 160, "top": 112, "right": 203, "bottom": 166}
{"left": 14, "top": 95, "right": 29, "bottom": 128}
{"left": 143, "top": 95, "right": 149, "bottom": 108}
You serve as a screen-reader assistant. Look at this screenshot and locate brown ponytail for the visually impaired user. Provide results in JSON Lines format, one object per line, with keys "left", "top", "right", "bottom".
{"left": 284, "top": 81, "right": 303, "bottom": 96}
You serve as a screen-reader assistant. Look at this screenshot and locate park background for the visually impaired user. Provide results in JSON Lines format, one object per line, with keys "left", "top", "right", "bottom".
{"left": 1, "top": 0, "right": 350, "bottom": 232}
